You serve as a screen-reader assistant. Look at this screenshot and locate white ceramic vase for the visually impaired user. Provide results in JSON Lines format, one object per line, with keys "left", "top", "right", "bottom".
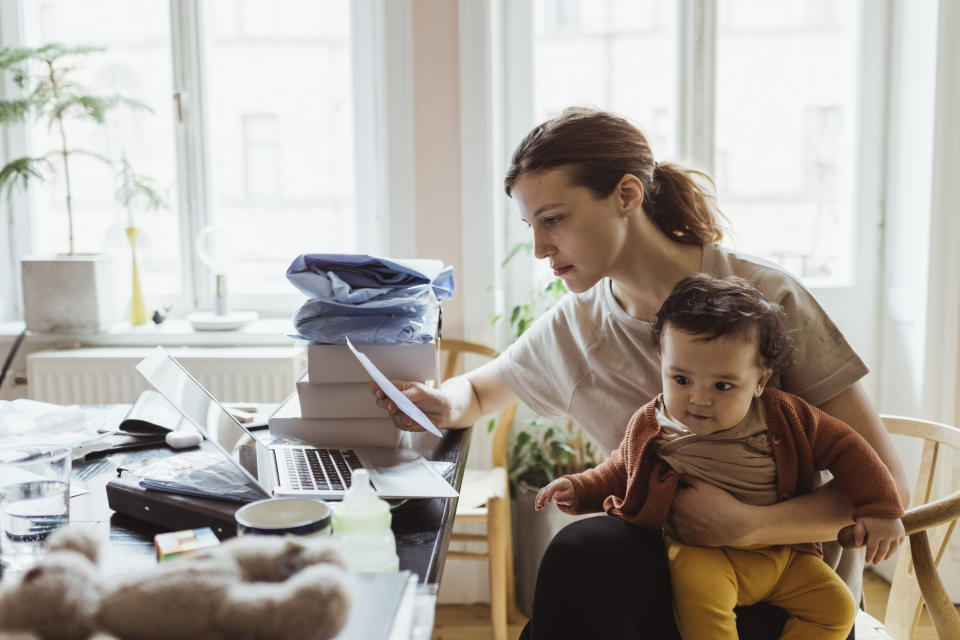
{"left": 21, "top": 254, "right": 120, "bottom": 334}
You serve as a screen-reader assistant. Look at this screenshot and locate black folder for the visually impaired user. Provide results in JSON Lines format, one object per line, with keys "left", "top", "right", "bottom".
{"left": 106, "top": 474, "right": 242, "bottom": 539}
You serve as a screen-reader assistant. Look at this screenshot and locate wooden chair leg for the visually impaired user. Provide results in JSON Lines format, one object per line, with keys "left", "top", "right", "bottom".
{"left": 502, "top": 491, "right": 522, "bottom": 624}
{"left": 487, "top": 496, "right": 508, "bottom": 640}
{"left": 910, "top": 531, "right": 960, "bottom": 640}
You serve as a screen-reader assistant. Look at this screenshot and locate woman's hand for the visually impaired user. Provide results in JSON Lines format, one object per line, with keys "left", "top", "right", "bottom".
{"left": 665, "top": 477, "right": 756, "bottom": 546}
{"left": 852, "top": 516, "right": 905, "bottom": 564}
{"left": 369, "top": 380, "right": 451, "bottom": 431}
{"left": 535, "top": 478, "right": 575, "bottom": 511}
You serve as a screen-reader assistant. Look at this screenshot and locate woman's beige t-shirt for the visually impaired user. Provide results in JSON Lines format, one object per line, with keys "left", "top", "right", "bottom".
{"left": 498, "top": 243, "right": 868, "bottom": 455}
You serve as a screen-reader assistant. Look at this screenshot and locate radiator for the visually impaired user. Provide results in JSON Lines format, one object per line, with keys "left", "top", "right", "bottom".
{"left": 26, "top": 346, "right": 306, "bottom": 404}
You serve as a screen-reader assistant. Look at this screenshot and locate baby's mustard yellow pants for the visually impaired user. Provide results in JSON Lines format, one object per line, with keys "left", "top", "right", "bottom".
{"left": 665, "top": 536, "right": 856, "bottom": 640}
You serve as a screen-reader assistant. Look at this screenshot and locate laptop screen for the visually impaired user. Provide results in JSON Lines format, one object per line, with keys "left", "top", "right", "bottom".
{"left": 136, "top": 347, "right": 267, "bottom": 490}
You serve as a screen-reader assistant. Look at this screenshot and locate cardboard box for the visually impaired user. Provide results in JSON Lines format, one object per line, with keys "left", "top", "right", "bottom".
{"left": 269, "top": 393, "right": 403, "bottom": 448}
{"left": 297, "top": 381, "right": 384, "bottom": 418}
{"left": 307, "top": 343, "right": 437, "bottom": 383}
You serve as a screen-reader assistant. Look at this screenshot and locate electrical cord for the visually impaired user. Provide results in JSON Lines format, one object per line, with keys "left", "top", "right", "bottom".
{"left": 0, "top": 327, "right": 27, "bottom": 391}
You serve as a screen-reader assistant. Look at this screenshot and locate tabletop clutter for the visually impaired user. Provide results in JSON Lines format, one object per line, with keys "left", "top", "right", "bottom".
{"left": 0, "top": 253, "right": 455, "bottom": 640}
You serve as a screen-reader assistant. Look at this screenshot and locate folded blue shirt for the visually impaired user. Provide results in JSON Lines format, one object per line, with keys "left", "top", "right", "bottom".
{"left": 286, "top": 253, "right": 455, "bottom": 301}
{"left": 286, "top": 254, "right": 453, "bottom": 344}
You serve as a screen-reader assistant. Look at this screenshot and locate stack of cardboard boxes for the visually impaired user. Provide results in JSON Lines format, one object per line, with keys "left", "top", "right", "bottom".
{"left": 269, "top": 342, "right": 439, "bottom": 448}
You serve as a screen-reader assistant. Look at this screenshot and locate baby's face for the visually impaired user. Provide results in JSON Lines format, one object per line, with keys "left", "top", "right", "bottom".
{"left": 659, "top": 325, "right": 771, "bottom": 436}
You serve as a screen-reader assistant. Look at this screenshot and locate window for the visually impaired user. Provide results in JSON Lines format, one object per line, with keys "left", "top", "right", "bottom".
{"left": 243, "top": 114, "right": 281, "bottom": 199}
{"left": 502, "top": 0, "right": 883, "bottom": 364}
{"left": 19, "top": 0, "right": 181, "bottom": 296}
{"left": 513, "top": 0, "right": 868, "bottom": 289}
{"left": 201, "top": 0, "right": 356, "bottom": 298}
{"left": 715, "top": 0, "right": 860, "bottom": 284}
{"left": 2, "top": 0, "right": 390, "bottom": 320}
{"left": 533, "top": 0, "right": 677, "bottom": 158}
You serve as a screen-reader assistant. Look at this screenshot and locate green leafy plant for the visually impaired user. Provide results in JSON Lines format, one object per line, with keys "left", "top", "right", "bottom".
{"left": 0, "top": 43, "right": 152, "bottom": 254}
{"left": 493, "top": 242, "right": 601, "bottom": 493}
{"left": 508, "top": 415, "right": 599, "bottom": 493}
{"left": 116, "top": 154, "right": 169, "bottom": 226}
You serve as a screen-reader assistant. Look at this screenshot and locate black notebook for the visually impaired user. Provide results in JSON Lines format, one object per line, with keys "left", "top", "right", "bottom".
{"left": 106, "top": 473, "right": 243, "bottom": 539}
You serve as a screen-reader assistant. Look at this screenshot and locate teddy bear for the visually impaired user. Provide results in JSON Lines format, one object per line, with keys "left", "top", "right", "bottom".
{"left": 0, "top": 526, "right": 351, "bottom": 640}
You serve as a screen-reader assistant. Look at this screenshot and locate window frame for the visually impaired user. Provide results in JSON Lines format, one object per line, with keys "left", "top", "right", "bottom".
{"left": 495, "top": 0, "right": 889, "bottom": 380}
{"left": 0, "top": 0, "right": 415, "bottom": 322}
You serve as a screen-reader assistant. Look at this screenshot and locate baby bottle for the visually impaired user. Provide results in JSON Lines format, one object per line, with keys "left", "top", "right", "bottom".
{"left": 331, "top": 469, "right": 399, "bottom": 572}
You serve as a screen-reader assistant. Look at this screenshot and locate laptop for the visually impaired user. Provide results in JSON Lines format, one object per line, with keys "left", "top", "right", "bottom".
{"left": 135, "top": 346, "right": 458, "bottom": 500}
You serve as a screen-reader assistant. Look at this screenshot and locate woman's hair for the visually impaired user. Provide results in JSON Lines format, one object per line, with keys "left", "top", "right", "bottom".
{"left": 651, "top": 274, "right": 792, "bottom": 372}
{"left": 504, "top": 107, "right": 725, "bottom": 245}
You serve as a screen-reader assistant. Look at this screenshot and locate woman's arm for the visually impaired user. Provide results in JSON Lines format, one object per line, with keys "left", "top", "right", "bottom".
{"left": 668, "top": 382, "right": 910, "bottom": 547}
{"left": 372, "top": 358, "right": 520, "bottom": 429}
{"left": 818, "top": 382, "right": 910, "bottom": 506}
{"left": 667, "top": 479, "right": 853, "bottom": 546}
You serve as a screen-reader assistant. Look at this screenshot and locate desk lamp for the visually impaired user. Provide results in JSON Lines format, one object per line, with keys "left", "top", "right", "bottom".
{"left": 186, "top": 226, "right": 258, "bottom": 331}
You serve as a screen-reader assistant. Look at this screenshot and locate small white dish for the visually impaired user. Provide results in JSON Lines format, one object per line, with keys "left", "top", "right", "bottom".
{"left": 235, "top": 498, "right": 333, "bottom": 537}
{"left": 186, "top": 310, "right": 258, "bottom": 331}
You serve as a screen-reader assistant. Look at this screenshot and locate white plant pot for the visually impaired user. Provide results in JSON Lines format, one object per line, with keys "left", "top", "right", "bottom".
{"left": 21, "top": 254, "right": 120, "bottom": 334}
{"left": 511, "top": 482, "right": 598, "bottom": 618}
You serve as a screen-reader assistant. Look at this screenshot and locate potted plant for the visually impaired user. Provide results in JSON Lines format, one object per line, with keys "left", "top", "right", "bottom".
{"left": 0, "top": 43, "right": 152, "bottom": 333}
{"left": 494, "top": 242, "right": 602, "bottom": 616}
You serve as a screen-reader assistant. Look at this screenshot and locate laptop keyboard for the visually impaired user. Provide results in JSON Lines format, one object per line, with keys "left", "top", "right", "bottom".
{"left": 275, "top": 446, "right": 365, "bottom": 492}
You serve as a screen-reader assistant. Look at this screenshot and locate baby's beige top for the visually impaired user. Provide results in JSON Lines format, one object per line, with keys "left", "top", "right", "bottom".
{"left": 498, "top": 243, "right": 868, "bottom": 455}
{"left": 653, "top": 395, "right": 778, "bottom": 507}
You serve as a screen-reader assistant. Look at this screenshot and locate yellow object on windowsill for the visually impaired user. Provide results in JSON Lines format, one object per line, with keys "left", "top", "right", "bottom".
{"left": 126, "top": 226, "right": 148, "bottom": 326}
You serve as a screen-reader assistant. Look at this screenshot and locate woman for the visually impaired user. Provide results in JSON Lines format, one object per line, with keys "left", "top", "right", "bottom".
{"left": 373, "top": 107, "right": 909, "bottom": 639}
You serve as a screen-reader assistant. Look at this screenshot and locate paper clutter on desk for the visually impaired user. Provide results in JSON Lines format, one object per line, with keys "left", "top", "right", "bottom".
{"left": 154, "top": 527, "right": 220, "bottom": 562}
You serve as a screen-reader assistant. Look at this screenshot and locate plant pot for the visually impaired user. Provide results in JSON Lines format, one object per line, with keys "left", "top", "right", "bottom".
{"left": 511, "top": 481, "right": 598, "bottom": 618}
{"left": 21, "top": 254, "right": 120, "bottom": 334}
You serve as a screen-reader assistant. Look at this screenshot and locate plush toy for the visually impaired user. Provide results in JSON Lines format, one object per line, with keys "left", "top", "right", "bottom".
{"left": 0, "top": 527, "right": 351, "bottom": 640}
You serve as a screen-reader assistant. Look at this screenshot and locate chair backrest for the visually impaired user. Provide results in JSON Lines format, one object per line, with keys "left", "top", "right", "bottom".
{"left": 439, "top": 339, "right": 518, "bottom": 469}
{"left": 881, "top": 414, "right": 960, "bottom": 640}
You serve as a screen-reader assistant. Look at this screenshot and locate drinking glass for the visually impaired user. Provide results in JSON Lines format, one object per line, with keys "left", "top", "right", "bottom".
{"left": 0, "top": 445, "right": 71, "bottom": 571}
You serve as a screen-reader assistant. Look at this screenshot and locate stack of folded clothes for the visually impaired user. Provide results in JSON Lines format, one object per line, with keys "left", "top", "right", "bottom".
{"left": 270, "top": 254, "right": 454, "bottom": 447}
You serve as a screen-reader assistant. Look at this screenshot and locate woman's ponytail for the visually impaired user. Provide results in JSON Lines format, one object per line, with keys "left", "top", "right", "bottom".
{"left": 646, "top": 162, "right": 726, "bottom": 245}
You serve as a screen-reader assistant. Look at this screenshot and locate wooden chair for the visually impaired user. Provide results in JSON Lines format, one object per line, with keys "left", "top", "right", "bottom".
{"left": 440, "top": 339, "right": 520, "bottom": 640}
{"left": 839, "top": 414, "right": 960, "bottom": 639}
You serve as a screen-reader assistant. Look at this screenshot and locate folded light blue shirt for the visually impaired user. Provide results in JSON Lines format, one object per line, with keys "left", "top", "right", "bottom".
{"left": 286, "top": 254, "right": 455, "bottom": 301}
{"left": 286, "top": 254, "right": 454, "bottom": 344}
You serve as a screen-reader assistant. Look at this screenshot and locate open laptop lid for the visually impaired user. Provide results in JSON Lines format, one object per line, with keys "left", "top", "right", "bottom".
{"left": 135, "top": 346, "right": 271, "bottom": 498}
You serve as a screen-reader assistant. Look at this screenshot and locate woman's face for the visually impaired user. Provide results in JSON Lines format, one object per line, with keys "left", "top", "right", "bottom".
{"left": 511, "top": 169, "right": 630, "bottom": 294}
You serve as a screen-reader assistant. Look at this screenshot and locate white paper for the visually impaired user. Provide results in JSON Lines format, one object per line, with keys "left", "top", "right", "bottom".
{"left": 345, "top": 338, "right": 442, "bottom": 438}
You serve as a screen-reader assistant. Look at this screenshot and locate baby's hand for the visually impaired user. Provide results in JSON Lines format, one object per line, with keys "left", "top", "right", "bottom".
{"left": 535, "top": 478, "right": 575, "bottom": 511}
{"left": 853, "top": 516, "right": 905, "bottom": 564}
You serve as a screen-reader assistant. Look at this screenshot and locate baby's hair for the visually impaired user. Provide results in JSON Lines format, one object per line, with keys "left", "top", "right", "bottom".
{"left": 652, "top": 274, "right": 792, "bottom": 372}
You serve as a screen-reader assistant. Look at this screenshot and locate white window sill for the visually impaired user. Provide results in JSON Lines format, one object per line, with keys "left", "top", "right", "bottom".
{"left": 0, "top": 318, "right": 300, "bottom": 348}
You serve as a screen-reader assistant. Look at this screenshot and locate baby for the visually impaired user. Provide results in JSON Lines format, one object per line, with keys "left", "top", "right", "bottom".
{"left": 536, "top": 274, "right": 904, "bottom": 639}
